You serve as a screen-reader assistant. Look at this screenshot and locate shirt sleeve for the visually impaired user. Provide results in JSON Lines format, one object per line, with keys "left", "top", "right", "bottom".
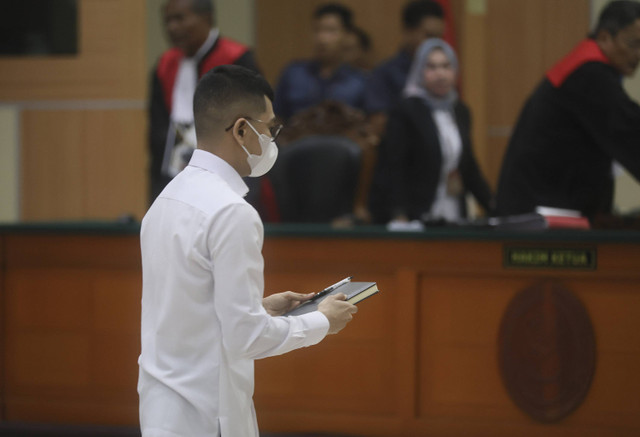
{"left": 208, "top": 202, "right": 329, "bottom": 360}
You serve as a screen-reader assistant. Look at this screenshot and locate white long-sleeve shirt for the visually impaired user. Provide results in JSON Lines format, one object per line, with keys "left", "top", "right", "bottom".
{"left": 138, "top": 149, "right": 329, "bottom": 437}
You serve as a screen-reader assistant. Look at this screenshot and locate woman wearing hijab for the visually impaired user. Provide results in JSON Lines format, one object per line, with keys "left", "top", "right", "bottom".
{"left": 370, "top": 38, "right": 494, "bottom": 223}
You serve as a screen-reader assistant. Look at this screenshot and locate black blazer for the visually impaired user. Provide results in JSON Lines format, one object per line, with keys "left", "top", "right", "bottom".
{"left": 370, "top": 97, "right": 493, "bottom": 222}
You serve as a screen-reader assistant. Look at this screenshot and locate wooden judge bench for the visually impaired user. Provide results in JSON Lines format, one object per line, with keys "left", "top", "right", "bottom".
{"left": 0, "top": 223, "right": 639, "bottom": 436}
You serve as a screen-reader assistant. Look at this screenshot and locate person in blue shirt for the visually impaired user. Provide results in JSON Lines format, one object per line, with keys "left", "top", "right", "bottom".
{"left": 364, "top": 0, "right": 446, "bottom": 137}
{"left": 273, "top": 3, "right": 367, "bottom": 121}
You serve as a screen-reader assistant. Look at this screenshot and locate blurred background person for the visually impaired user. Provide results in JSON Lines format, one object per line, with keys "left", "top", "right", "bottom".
{"left": 344, "top": 26, "right": 373, "bottom": 71}
{"left": 148, "top": 0, "right": 261, "bottom": 203}
{"left": 273, "top": 3, "right": 367, "bottom": 121}
{"left": 369, "top": 39, "right": 494, "bottom": 224}
{"left": 495, "top": 0, "right": 640, "bottom": 220}
{"left": 364, "top": 0, "right": 446, "bottom": 139}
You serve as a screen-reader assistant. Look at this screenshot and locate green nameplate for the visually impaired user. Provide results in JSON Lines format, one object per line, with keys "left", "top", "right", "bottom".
{"left": 504, "top": 247, "right": 596, "bottom": 270}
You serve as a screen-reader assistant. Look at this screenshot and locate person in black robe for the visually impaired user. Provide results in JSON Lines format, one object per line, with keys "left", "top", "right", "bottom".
{"left": 496, "top": 0, "right": 640, "bottom": 219}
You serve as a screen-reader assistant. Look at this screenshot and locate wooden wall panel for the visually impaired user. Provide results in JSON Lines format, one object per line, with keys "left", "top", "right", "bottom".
{"left": 0, "top": 0, "right": 146, "bottom": 100}
{"left": 486, "top": 136, "right": 510, "bottom": 189}
{"left": 3, "top": 235, "right": 141, "bottom": 425}
{"left": 255, "top": 271, "right": 408, "bottom": 435}
{"left": 256, "top": 237, "right": 640, "bottom": 435}
{"left": 21, "top": 109, "right": 147, "bottom": 221}
{"left": 458, "top": 0, "right": 490, "bottom": 187}
{"left": 20, "top": 112, "right": 85, "bottom": 219}
{"left": 1, "top": 231, "right": 640, "bottom": 435}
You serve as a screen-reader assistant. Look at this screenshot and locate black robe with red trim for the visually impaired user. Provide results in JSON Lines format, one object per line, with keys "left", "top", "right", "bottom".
{"left": 148, "top": 36, "right": 260, "bottom": 203}
{"left": 495, "top": 39, "right": 640, "bottom": 219}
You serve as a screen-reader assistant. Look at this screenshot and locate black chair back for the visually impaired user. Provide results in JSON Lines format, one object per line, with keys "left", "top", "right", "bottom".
{"left": 271, "top": 135, "right": 362, "bottom": 223}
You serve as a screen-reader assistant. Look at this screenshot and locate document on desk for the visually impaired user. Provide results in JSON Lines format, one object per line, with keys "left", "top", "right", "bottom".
{"left": 285, "top": 280, "right": 379, "bottom": 316}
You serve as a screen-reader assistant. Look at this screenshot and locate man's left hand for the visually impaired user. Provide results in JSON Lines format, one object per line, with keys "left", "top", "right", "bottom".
{"left": 263, "top": 291, "right": 315, "bottom": 316}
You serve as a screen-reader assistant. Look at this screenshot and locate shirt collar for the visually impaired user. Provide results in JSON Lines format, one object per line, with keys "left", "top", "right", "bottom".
{"left": 188, "top": 149, "right": 249, "bottom": 197}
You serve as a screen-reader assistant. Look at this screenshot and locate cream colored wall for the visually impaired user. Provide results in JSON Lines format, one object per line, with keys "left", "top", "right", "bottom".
{"left": 146, "top": 0, "right": 255, "bottom": 73}
{"left": 0, "top": 107, "right": 19, "bottom": 222}
{"left": 618, "top": 54, "right": 640, "bottom": 213}
{"left": 592, "top": 0, "right": 640, "bottom": 213}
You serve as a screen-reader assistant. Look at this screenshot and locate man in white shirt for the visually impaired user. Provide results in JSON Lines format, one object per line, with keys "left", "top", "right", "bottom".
{"left": 138, "top": 65, "right": 358, "bottom": 437}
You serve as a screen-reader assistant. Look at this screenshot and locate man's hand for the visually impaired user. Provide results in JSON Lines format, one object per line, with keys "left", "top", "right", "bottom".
{"left": 318, "top": 293, "right": 358, "bottom": 334}
{"left": 263, "top": 291, "right": 314, "bottom": 317}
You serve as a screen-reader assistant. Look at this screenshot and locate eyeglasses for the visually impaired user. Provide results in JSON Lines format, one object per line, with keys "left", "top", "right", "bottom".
{"left": 225, "top": 117, "right": 283, "bottom": 141}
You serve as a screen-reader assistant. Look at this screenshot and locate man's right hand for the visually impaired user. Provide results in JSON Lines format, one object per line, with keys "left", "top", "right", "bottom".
{"left": 318, "top": 293, "right": 358, "bottom": 334}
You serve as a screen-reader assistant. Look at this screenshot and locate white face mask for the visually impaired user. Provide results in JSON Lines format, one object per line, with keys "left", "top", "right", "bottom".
{"left": 240, "top": 121, "right": 279, "bottom": 177}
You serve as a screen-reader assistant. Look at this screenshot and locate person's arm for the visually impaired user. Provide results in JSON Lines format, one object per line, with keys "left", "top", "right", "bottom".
{"left": 264, "top": 291, "right": 356, "bottom": 335}
{"left": 456, "top": 105, "right": 495, "bottom": 213}
{"left": 262, "top": 291, "right": 314, "bottom": 316}
{"left": 209, "top": 203, "right": 353, "bottom": 360}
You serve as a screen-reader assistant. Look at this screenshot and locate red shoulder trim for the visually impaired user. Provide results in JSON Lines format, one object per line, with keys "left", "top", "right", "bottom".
{"left": 198, "top": 37, "right": 249, "bottom": 76}
{"left": 156, "top": 48, "right": 184, "bottom": 110}
{"left": 546, "top": 39, "right": 610, "bottom": 87}
{"left": 155, "top": 38, "right": 249, "bottom": 111}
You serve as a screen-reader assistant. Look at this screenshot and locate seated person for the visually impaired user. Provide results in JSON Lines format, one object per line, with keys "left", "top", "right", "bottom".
{"left": 273, "top": 3, "right": 367, "bottom": 121}
{"left": 370, "top": 39, "right": 494, "bottom": 224}
{"left": 495, "top": 0, "right": 640, "bottom": 219}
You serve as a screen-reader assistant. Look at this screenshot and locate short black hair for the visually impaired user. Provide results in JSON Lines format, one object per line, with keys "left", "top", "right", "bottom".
{"left": 193, "top": 65, "right": 274, "bottom": 140}
{"left": 190, "top": 0, "right": 215, "bottom": 23}
{"left": 590, "top": 0, "right": 640, "bottom": 39}
{"left": 314, "top": 3, "right": 354, "bottom": 31}
{"left": 402, "top": 0, "right": 444, "bottom": 29}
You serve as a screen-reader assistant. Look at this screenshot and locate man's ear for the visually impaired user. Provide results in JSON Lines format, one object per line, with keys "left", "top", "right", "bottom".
{"left": 233, "top": 119, "right": 247, "bottom": 142}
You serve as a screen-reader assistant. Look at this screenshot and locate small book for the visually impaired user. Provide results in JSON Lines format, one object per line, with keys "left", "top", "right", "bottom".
{"left": 535, "top": 206, "right": 590, "bottom": 229}
{"left": 285, "top": 281, "right": 379, "bottom": 316}
{"left": 491, "top": 212, "right": 590, "bottom": 231}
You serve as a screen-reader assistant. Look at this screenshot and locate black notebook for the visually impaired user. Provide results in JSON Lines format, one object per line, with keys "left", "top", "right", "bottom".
{"left": 285, "top": 281, "right": 379, "bottom": 316}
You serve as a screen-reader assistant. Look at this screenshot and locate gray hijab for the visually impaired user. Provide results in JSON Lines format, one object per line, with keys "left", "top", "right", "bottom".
{"left": 403, "top": 38, "right": 459, "bottom": 110}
